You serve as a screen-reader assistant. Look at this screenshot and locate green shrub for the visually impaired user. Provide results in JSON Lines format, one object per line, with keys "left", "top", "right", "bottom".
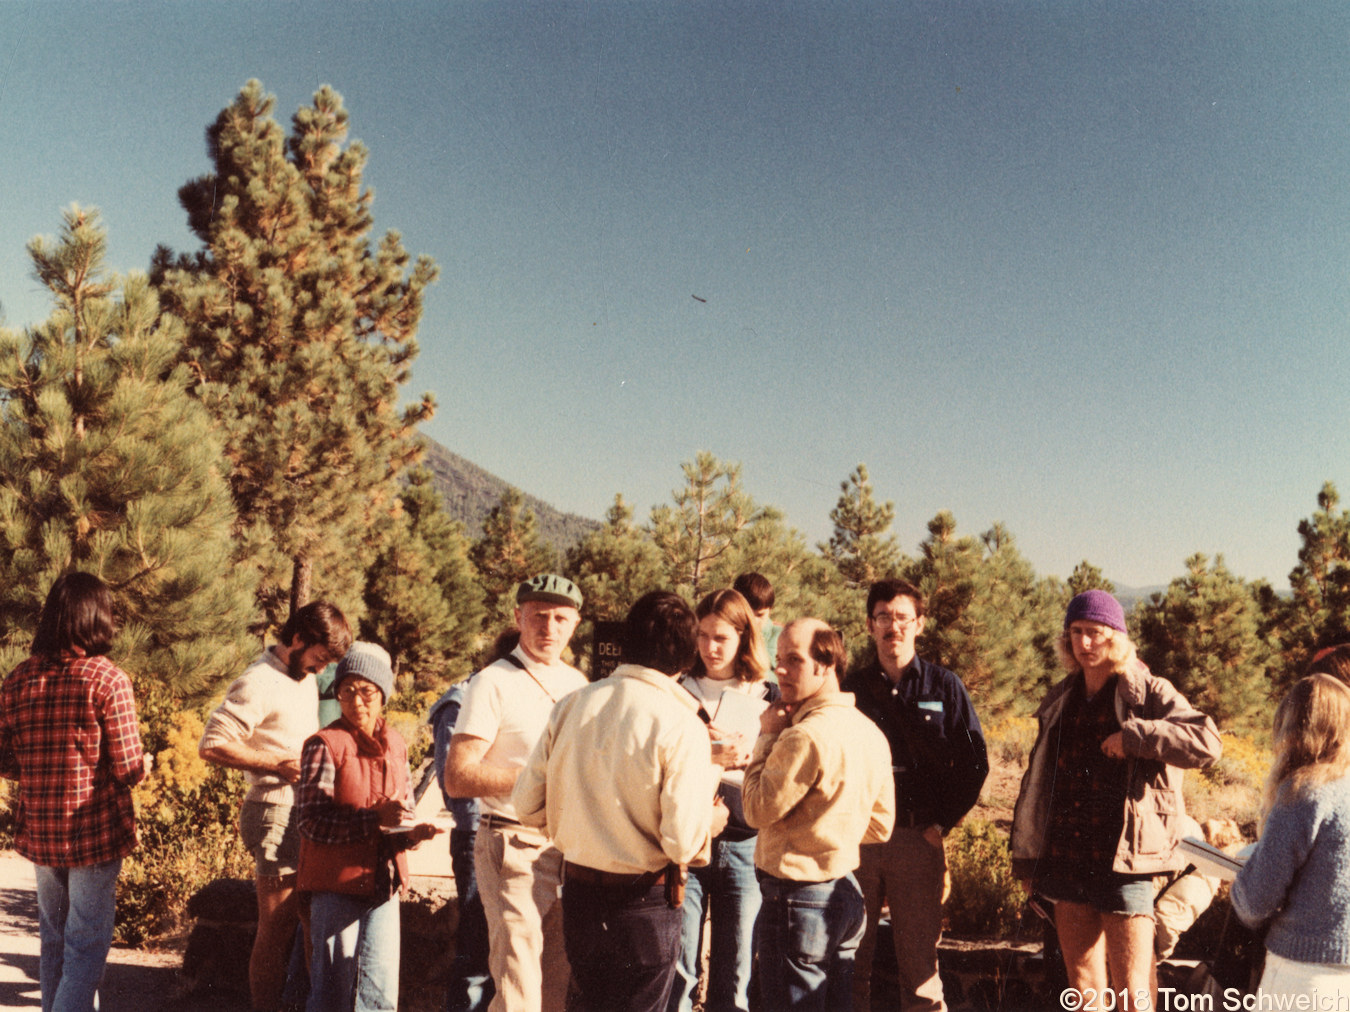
{"left": 117, "top": 708, "right": 253, "bottom": 945}
{"left": 984, "top": 715, "right": 1038, "bottom": 767}
{"left": 944, "top": 818, "right": 1026, "bottom": 938}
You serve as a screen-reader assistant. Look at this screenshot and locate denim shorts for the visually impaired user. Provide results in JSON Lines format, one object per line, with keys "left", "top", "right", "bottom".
{"left": 1037, "top": 868, "right": 1156, "bottom": 917}
{"left": 239, "top": 800, "right": 300, "bottom": 877}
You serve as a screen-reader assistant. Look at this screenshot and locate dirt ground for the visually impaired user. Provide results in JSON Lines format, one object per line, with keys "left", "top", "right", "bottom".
{"left": 0, "top": 850, "right": 450, "bottom": 1011}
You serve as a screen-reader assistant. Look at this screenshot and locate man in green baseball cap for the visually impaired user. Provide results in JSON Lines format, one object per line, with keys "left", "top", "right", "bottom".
{"left": 445, "top": 574, "right": 587, "bottom": 1012}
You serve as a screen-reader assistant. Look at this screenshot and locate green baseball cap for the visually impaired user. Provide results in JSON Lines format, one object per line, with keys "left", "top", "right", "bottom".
{"left": 516, "top": 573, "right": 583, "bottom": 610}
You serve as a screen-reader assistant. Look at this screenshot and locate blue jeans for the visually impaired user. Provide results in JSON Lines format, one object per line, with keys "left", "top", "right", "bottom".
{"left": 668, "top": 835, "right": 759, "bottom": 1012}
{"left": 307, "top": 890, "right": 401, "bottom": 1012}
{"left": 34, "top": 859, "right": 122, "bottom": 1012}
{"left": 755, "top": 873, "right": 865, "bottom": 1012}
{"left": 563, "top": 875, "right": 682, "bottom": 1012}
{"left": 446, "top": 828, "right": 494, "bottom": 1012}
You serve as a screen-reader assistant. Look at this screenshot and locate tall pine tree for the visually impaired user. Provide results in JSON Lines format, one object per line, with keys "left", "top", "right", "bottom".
{"left": 1278, "top": 482, "right": 1350, "bottom": 686}
{"left": 361, "top": 468, "right": 484, "bottom": 692}
{"left": 565, "top": 495, "right": 665, "bottom": 624}
{"left": 820, "top": 464, "right": 904, "bottom": 590}
{"left": 152, "top": 80, "right": 436, "bottom": 625}
{"left": 0, "top": 208, "right": 255, "bottom": 698}
{"left": 1135, "top": 553, "right": 1275, "bottom": 729}
{"left": 470, "top": 487, "right": 557, "bottom": 632}
{"left": 648, "top": 452, "right": 763, "bottom": 600}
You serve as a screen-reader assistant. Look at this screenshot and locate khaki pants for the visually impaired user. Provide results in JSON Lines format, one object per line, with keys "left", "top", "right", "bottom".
{"left": 475, "top": 823, "right": 570, "bottom": 1012}
{"left": 853, "top": 826, "right": 946, "bottom": 1012}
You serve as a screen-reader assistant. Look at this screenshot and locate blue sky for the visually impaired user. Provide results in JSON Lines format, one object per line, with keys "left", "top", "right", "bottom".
{"left": 2, "top": 3, "right": 1347, "bottom": 590}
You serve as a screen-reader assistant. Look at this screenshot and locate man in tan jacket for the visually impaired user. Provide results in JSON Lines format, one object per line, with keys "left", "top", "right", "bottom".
{"left": 743, "top": 618, "right": 896, "bottom": 1011}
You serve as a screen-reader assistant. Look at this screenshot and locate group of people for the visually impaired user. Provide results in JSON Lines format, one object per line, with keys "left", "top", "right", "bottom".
{"left": 2, "top": 570, "right": 1350, "bottom": 1012}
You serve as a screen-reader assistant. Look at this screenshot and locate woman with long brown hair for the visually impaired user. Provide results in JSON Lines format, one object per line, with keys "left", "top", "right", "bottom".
{"left": 668, "top": 588, "right": 776, "bottom": 1012}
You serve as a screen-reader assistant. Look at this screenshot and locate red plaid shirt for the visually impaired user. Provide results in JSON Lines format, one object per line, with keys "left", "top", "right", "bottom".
{"left": 0, "top": 652, "right": 146, "bottom": 867}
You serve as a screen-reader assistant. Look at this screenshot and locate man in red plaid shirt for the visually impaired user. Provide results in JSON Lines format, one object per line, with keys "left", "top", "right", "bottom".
{"left": 0, "top": 572, "right": 149, "bottom": 1012}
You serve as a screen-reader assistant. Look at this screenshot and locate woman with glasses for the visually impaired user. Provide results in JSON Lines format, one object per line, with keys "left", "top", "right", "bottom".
{"left": 1009, "top": 591, "right": 1221, "bottom": 1012}
{"left": 668, "top": 589, "right": 777, "bottom": 1012}
{"left": 297, "top": 642, "right": 442, "bottom": 1012}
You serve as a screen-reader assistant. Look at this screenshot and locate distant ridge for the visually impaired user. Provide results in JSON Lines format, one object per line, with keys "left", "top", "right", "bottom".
{"left": 1115, "top": 584, "right": 1166, "bottom": 612}
{"left": 418, "top": 436, "right": 599, "bottom": 554}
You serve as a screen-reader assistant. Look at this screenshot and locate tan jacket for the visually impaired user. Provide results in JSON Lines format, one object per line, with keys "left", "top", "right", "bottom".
{"left": 513, "top": 664, "right": 717, "bottom": 875}
{"left": 1010, "top": 660, "right": 1222, "bottom": 878}
{"left": 743, "top": 691, "right": 895, "bottom": 882}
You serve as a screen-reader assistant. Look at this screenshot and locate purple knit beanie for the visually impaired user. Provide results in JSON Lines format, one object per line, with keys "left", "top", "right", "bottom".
{"left": 1064, "top": 590, "right": 1127, "bottom": 633}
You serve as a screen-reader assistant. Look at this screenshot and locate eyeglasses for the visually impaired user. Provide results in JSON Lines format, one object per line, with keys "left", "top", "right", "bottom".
{"left": 337, "top": 684, "right": 382, "bottom": 703}
{"left": 870, "top": 612, "right": 919, "bottom": 629}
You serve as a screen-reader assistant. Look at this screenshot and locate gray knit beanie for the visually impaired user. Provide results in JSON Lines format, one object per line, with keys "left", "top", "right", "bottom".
{"left": 334, "top": 641, "right": 395, "bottom": 702}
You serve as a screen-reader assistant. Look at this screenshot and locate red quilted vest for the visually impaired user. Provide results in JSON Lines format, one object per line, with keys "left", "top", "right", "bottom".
{"left": 296, "top": 718, "right": 411, "bottom": 898}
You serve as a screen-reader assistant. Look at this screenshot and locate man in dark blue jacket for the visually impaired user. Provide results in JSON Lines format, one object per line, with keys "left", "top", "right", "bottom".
{"left": 841, "top": 579, "right": 988, "bottom": 1012}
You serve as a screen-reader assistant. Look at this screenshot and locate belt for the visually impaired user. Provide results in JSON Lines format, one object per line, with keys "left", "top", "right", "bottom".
{"left": 480, "top": 813, "right": 524, "bottom": 830}
{"left": 563, "top": 861, "right": 667, "bottom": 889}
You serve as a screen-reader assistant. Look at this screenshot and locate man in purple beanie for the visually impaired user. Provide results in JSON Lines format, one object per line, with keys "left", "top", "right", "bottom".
{"left": 1010, "top": 590, "right": 1222, "bottom": 1012}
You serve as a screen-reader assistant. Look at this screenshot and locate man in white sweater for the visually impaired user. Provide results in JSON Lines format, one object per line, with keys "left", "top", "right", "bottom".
{"left": 199, "top": 601, "right": 352, "bottom": 1012}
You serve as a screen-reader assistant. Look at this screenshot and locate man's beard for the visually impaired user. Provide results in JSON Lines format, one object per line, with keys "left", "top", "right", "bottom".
{"left": 286, "top": 649, "right": 309, "bottom": 681}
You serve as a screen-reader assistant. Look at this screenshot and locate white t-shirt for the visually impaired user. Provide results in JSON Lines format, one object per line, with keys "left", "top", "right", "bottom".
{"left": 453, "top": 646, "right": 587, "bottom": 820}
{"left": 199, "top": 649, "right": 320, "bottom": 805}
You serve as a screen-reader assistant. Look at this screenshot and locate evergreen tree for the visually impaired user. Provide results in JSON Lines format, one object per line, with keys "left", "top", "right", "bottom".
{"left": 729, "top": 510, "right": 857, "bottom": 646}
{"left": 648, "top": 452, "right": 762, "bottom": 600}
{"left": 361, "top": 468, "right": 484, "bottom": 693}
{"left": 902, "top": 513, "right": 1058, "bottom": 716}
{"left": 565, "top": 495, "right": 665, "bottom": 624}
{"left": 152, "top": 80, "right": 436, "bottom": 625}
{"left": 470, "top": 486, "right": 557, "bottom": 632}
{"left": 0, "top": 208, "right": 255, "bottom": 698}
{"left": 1135, "top": 553, "right": 1275, "bottom": 729}
{"left": 1067, "top": 560, "right": 1115, "bottom": 597}
{"left": 1279, "top": 482, "right": 1350, "bottom": 686}
{"left": 820, "top": 464, "right": 904, "bottom": 590}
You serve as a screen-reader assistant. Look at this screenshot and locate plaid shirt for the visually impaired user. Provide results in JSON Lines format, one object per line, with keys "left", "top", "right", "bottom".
{"left": 1046, "top": 674, "right": 1128, "bottom": 873}
{"left": 0, "top": 652, "right": 146, "bottom": 867}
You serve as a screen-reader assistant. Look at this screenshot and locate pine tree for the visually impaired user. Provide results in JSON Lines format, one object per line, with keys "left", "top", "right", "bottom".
{"left": 1135, "top": 553, "right": 1275, "bottom": 729}
{"left": 152, "top": 80, "right": 436, "bottom": 625}
{"left": 0, "top": 208, "right": 256, "bottom": 698}
{"left": 902, "top": 513, "right": 1058, "bottom": 716}
{"left": 820, "top": 464, "right": 904, "bottom": 590}
{"left": 470, "top": 487, "right": 557, "bottom": 632}
{"left": 648, "top": 452, "right": 762, "bottom": 600}
{"left": 361, "top": 468, "right": 484, "bottom": 693}
{"left": 1067, "top": 560, "right": 1115, "bottom": 597}
{"left": 565, "top": 495, "right": 665, "bottom": 624}
{"left": 1279, "top": 482, "right": 1350, "bottom": 686}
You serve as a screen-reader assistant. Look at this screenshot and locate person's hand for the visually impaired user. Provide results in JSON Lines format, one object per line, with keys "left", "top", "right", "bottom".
{"left": 409, "top": 823, "right": 443, "bottom": 845}
{"left": 1100, "top": 732, "right": 1127, "bottom": 760}
{"left": 275, "top": 756, "right": 302, "bottom": 783}
{"left": 708, "top": 727, "right": 748, "bottom": 769}
{"left": 759, "top": 703, "right": 792, "bottom": 738}
{"left": 710, "top": 797, "right": 730, "bottom": 838}
{"left": 374, "top": 799, "right": 405, "bottom": 828}
{"left": 922, "top": 824, "right": 943, "bottom": 849}
{"left": 142, "top": 753, "right": 155, "bottom": 776}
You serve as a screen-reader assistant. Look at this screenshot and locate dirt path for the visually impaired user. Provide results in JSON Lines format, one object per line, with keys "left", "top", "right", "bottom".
{"left": 0, "top": 850, "right": 201, "bottom": 1011}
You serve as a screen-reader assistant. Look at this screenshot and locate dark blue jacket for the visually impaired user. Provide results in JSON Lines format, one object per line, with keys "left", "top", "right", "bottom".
{"left": 842, "top": 656, "right": 988, "bottom": 832}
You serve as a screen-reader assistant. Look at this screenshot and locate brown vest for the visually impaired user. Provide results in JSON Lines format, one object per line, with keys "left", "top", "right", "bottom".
{"left": 296, "top": 719, "right": 410, "bottom": 898}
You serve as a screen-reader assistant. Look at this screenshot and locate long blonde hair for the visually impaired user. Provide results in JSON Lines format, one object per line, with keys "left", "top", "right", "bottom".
{"left": 1054, "top": 625, "right": 1137, "bottom": 676}
{"left": 691, "top": 589, "right": 769, "bottom": 683}
{"left": 1261, "top": 674, "right": 1350, "bottom": 826}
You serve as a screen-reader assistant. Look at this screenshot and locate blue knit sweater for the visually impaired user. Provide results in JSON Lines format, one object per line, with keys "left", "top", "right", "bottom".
{"left": 1231, "top": 774, "right": 1350, "bottom": 965}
